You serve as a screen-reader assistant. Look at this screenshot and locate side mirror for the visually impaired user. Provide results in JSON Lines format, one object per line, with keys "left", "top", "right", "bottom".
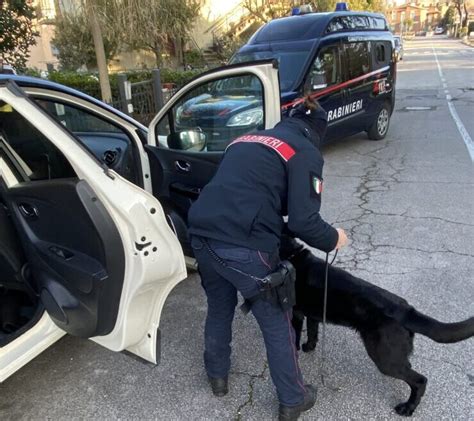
{"left": 167, "top": 130, "right": 206, "bottom": 151}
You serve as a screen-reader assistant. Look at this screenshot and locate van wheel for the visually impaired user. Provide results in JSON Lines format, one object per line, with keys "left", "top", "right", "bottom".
{"left": 367, "top": 103, "right": 391, "bottom": 140}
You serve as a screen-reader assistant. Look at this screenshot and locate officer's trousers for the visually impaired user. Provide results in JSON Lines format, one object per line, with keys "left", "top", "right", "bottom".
{"left": 191, "top": 236, "right": 307, "bottom": 407}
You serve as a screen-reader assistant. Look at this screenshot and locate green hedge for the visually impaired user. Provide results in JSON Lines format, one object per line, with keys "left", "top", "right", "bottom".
{"left": 23, "top": 68, "right": 203, "bottom": 101}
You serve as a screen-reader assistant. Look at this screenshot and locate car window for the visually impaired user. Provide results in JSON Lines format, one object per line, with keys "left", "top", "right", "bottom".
{"left": 35, "top": 99, "right": 123, "bottom": 133}
{"left": 307, "top": 46, "right": 341, "bottom": 91}
{"left": 0, "top": 101, "right": 76, "bottom": 181}
{"left": 344, "top": 42, "right": 371, "bottom": 80}
{"left": 157, "top": 73, "right": 265, "bottom": 152}
{"left": 34, "top": 99, "right": 140, "bottom": 185}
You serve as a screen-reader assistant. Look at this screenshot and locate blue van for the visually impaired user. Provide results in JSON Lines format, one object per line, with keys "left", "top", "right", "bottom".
{"left": 230, "top": 8, "right": 396, "bottom": 142}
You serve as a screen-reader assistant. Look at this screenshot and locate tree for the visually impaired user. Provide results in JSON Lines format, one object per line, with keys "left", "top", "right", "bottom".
{"left": 52, "top": 2, "right": 119, "bottom": 71}
{"left": 452, "top": 0, "right": 468, "bottom": 28}
{"left": 0, "top": 0, "right": 37, "bottom": 72}
{"left": 242, "top": 0, "right": 294, "bottom": 23}
{"left": 241, "top": 0, "right": 385, "bottom": 20}
{"left": 85, "top": 0, "right": 112, "bottom": 102}
{"left": 440, "top": 5, "right": 455, "bottom": 28}
{"left": 110, "top": 0, "right": 201, "bottom": 66}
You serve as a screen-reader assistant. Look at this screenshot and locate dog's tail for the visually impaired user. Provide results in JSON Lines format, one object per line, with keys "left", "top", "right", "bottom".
{"left": 403, "top": 308, "right": 474, "bottom": 343}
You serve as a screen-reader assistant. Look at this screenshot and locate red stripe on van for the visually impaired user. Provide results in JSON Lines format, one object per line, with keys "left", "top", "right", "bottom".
{"left": 281, "top": 65, "right": 390, "bottom": 110}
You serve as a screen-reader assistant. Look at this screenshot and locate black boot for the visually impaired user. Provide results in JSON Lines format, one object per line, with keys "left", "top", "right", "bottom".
{"left": 208, "top": 376, "right": 228, "bottom": 397}
{"left": 278, "top": 384, "right": 317, "bottom": 421}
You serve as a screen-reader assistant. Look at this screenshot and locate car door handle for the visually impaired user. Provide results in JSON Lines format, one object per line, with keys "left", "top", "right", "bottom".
{"left": 18, "top": 203, "right": 39, "bottom": 219}
{"left": 175, "top": 160, "right": 191, "bottom": 173}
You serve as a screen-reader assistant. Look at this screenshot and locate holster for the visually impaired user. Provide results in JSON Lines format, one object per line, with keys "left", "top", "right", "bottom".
{"left": 241, "top": 260, "right": 296, "bottom": 314}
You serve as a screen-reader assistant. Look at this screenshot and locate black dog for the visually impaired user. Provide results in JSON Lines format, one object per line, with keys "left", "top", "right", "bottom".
{"left": 280, "top": 237, "right": 474, "bottom": 416}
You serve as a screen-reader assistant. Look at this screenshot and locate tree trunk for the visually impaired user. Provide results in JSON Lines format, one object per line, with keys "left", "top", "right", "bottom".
{"left": 153, "top": 42, "right": 162, "bottom": 67}
{"left": 174, "top": 37, "right": 184, "bottom": 67}
{"left": 86, "top": 0, "right": 112, "bottom": 103}
{"left": 53, "top": 0, "right": 62, "bottom": 18}
{"left": 455, "top": 4, "right": 463, "bottom": 29}
{"left": 462, "top": 3, "right": 468, "bottom": 27}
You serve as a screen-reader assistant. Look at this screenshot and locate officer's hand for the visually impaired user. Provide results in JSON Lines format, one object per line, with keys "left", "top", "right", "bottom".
{"left": 335, "top": 228, "right": 348, "bottom": 250}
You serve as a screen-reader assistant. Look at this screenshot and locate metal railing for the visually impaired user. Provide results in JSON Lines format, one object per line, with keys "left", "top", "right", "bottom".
{"left": 112, "top": 69, "right": 171, "bottom": 125}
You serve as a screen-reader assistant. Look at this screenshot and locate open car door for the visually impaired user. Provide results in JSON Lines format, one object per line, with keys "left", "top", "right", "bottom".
{"left": 0, "top": 82, "right": 186, "bottom": 370}
{"left": 145, "top": 61, "right": 281, "bottom": 256}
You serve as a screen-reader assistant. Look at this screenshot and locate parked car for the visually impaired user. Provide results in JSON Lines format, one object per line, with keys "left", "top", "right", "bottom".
{"left": 434, "top": 27, "right": 445, "bottom": 35}
{"left": 0, "top": 62, "right": 16, "bottom": 75}
{"left": 393, "top": 35, "right": 404, "bottom": 61}
{"left": 0, "top": 62, "right": 281, "bottom": 382}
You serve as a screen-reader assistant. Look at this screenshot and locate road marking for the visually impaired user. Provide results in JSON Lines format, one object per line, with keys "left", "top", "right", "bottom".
{"left": 405, "top": 106, "right": 432, "bottom": 111}
{"left": 432, "top": 45, "right": 474, "bottom": 162}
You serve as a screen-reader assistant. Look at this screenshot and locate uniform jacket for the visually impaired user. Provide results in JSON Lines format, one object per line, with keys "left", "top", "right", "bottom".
{"left": 188, "top": 110, "right": 339, "bottom": 253}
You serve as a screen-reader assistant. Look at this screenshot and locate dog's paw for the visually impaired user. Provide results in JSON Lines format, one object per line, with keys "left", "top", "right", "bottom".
{"left": 302, "top": 342, "right": 317, "bottom": 353}
{"left": 394, "top": 402, "right": 415, "bottom": 417}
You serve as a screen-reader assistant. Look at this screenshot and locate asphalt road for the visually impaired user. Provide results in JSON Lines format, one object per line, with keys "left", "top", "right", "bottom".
{"left": 1, "top": 37, "right": 473, "bottom": 420}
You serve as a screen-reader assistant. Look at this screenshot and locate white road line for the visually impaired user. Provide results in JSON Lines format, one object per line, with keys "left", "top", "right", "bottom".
{"left": 432, "top": 45, "right": 474, "bottom": 162}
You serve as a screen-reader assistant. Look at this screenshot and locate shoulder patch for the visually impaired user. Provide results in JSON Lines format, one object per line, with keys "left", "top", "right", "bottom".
{"left": 310, "top": 173, "right": 323, "bottom": 196}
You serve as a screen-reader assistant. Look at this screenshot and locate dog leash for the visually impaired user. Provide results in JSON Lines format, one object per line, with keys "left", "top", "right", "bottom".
{"left": 320, "top": 249, "right": 341, "bottom": 392}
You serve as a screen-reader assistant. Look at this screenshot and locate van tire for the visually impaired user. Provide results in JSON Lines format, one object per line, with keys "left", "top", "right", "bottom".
{"left": 367, "top": 103, "right": 391, "bottom": 140}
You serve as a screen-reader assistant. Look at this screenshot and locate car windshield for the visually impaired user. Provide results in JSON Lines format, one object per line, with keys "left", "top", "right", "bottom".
{"left": 230, "top": 49, "right": 310, "bottom": 92}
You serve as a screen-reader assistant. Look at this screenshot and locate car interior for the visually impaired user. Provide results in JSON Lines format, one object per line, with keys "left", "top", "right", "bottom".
{"left": 35, "top": 98, "right": 143, "bottom": 186}
{"left": 0, "top": 192, "right": 42, "bottom": 348}
{"left": 0, "top": 100, "right": 126, "bottom": 347}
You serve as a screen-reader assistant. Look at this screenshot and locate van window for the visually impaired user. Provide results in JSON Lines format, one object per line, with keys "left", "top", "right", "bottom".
{"left": 370, "top": 17, "right": 387, "bottom": 30}
{"left": 231, "top": 49, "right": 310, "bottom": 91}
{"left": 307, "top": 46, "right": 341, "bottom": 91}
{"left": 376, "top": 44, "right": 385, "bottom": 62}
{"left": 326, "top": 15, "right": 370, "bottom": 33}
{"left": 345, "top": 42, "right": 371, "bottom": 80}
{"left": 373, "top": 41, "right": 392, "bottom": 68}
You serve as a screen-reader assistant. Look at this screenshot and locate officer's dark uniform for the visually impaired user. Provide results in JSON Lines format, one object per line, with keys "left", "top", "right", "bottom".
{"left": 188, "top": 104, "right": 338, "bottom": 408}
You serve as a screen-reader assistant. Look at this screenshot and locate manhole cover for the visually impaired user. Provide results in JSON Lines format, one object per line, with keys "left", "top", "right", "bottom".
{"left": 398, "top": 106, "right": 437, "bottom": 112}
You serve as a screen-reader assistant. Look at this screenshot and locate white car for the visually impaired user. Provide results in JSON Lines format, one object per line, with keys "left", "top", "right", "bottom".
{"left": 0, "top": 62, "right": 281, "bottom": 382}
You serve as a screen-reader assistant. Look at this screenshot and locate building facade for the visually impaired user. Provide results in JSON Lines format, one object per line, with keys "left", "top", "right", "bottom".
{"left": 385, "top": 0, "right": 449, "bottom": 33}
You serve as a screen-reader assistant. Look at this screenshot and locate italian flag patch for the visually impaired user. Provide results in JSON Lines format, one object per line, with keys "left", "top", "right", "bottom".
{"left": 312, "top": 176, "right": 323, "bottom": 195}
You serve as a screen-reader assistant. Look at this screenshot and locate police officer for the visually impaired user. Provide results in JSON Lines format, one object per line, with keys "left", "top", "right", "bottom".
{"left": 188, "top": 97, "right": 348, "bottom": 421}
